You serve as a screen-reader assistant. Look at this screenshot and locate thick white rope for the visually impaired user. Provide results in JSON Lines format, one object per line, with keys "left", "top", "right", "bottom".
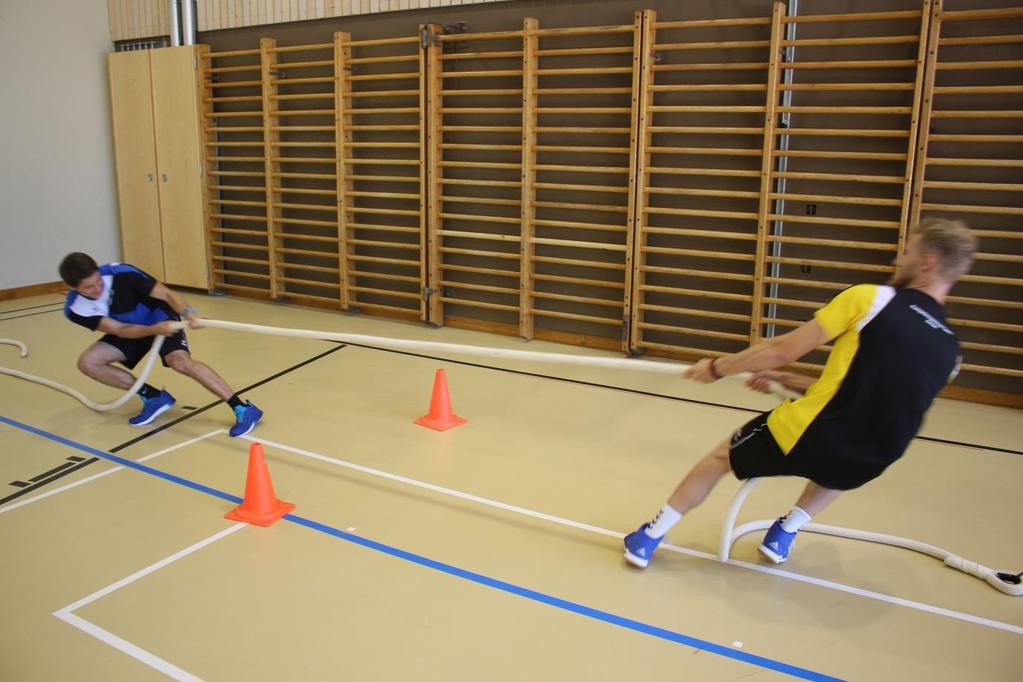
{"left": 4, "top": 321, "right": 1015, "bottom": 595}
{"left": 0, "top": 336, "right": 165, "bottom": 412}
{"left": 1, "top": 318, "right": 794, "bottom": 409}
{"left": 1, "top": 339, "right": 28, "bottom": 358}
{"left": 720, "top": 478, "right": 1022, "bottom": 596}
{"left": 176, "top": 318, "right": 798, "bottom": 400}
{"left": 174, "top": 319, "right": 1021, "bottom": 596}
{"left": 1, "top": 316, "right": 795, "bottom": 411}
{"left": 189, "top": 319, "right": 706, "bottom": 373}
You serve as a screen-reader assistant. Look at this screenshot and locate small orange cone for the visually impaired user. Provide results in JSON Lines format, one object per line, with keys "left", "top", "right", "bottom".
{"left": 225, "top": 442, "right": 295, "bottom": 526}
{"left": 414, "top": 368, "right": 468, "bottom": 431}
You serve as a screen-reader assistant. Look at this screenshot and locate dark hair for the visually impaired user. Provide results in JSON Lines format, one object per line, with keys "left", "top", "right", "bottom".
{"left": 59, "top": 252, "right": 99, "bottom": 287}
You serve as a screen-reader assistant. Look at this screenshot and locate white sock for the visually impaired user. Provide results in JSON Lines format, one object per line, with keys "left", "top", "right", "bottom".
{"left": 780, "top": 506, "right": 812, "bottom": 533}
{"left": 644, "top": 505, "right": 682, "bottom": 538}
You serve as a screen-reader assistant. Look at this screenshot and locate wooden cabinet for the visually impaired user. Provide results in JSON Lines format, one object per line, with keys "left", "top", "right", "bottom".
{"left": 108, "top": 46, "right": 209, "bottom": 289}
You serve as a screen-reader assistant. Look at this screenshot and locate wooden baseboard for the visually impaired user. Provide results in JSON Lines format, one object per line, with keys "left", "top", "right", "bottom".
{"left": 348, "top": 303, "right": 420, "bottom": 323}
{"left": 939, "top": 384, "right": 1023, "bottom": 410}
{"left": 0, "top": 281, "right": 66, "bottom": 302}
{"left": 443, "top": 316, "right": 519, "bottom": 338}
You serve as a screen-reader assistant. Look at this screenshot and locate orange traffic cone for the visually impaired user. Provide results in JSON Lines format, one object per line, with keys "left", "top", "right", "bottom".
{"left": 414, "top": 368, "right": 468, "bottom": 431}
{"left": 225, "top": 442, "right": 295, "bottom": 526}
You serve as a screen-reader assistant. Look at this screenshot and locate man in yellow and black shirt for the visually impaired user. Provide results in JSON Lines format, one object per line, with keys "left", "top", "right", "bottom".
{"left": 624, "top": 218, "right": 977, "bottom": 568}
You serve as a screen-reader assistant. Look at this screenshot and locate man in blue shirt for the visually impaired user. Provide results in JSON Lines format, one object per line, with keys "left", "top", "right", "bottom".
{"left": 60, "top": 252, "right": 262, "bottom": 436}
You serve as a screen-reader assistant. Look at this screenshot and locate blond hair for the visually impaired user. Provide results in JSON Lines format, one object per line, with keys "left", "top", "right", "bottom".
{"left": 914, "top": 217, "right": 977, "bottom": 281}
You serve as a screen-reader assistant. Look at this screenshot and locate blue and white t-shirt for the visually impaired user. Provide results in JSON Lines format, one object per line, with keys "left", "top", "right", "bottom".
{"left": 64, "top": 263, "right": 176, "bottom": 332}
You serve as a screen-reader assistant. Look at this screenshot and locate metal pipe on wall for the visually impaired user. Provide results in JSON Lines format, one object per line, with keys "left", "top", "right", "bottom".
{"left": 765, "top": 0, "right": 798, "bottom": 340}
{"left": 169, "top": 0, "right": 181, "bottom": 46}
{"left": 181, "top": 0, "right": 196, "bottom": 45}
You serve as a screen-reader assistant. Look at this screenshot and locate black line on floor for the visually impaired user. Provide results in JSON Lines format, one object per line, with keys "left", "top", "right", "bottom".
{"left": 0, "top": 344, "right": 347, "bottom": 508}
{"left": 0, "top": 308, "right": 64, "bottom": 323}
{"left": 28, "top": 461, "right": 76, "bottom": 482}
{"left": 911, "top": 434, "right": 1021, "bottom": 456}
{"left": 338, "top": 341, "right": 1023, "bottom": 457}
{"left": 108, "top": 343, "right": 346, "bottom": 453}
{"left": 0, "top": 302, "right": 64, "bottom": 315}
{"left": 0, "top": 458, "right": 99, "bottom": 506}
{"left": 337, "top": 340, "right": 767, "bottom": 413}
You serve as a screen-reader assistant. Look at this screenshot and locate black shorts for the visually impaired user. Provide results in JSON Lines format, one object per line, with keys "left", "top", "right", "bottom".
{"left": 728, "top": 412, "right": 888, "bottom": 491}
{"left": 100, "top": 330, "right": 189, "bottom": 370}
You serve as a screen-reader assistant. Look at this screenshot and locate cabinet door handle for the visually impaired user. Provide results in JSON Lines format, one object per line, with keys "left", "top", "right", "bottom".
{"left": 147, "top": 173, "right": 154, "bottom": 181}
{"left": 161, "top": 174, "right": 168, "bottom": 182}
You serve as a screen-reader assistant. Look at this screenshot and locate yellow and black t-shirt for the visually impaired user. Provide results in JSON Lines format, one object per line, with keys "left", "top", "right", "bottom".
{"left": 766, "top": 284, "right": 961, "bottom": 486}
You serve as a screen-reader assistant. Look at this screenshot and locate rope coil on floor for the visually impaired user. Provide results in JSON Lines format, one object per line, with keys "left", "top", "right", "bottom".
{"left": 1, "top": 336, "right": 165, "bottom": 412}
{"left": 720, "top": 478, "right": 1022, "bottom": 596}
{"left": 2, "top": 320, "right": 1018, "bottom": 595}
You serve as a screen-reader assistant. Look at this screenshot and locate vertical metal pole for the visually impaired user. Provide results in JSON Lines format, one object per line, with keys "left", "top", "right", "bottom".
{"left": 181, "top": 0, "right": 196, "bottom": 46}
{"left": 169, "top": 0, "right": 181, "bottom": 47}
{"left": 766, "top": 0, "right": 798, "bottom": 339}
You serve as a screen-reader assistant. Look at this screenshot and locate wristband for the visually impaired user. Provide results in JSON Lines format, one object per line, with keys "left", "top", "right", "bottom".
{"left": 709, "top": 357, "right": 724, "bottom": 380}
{"left": 183, "top": 306, "right": 198, "bottom": 317}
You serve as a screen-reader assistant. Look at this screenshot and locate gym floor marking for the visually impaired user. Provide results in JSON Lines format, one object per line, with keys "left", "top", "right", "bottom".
{"left": 1, "top": 415, "right": 840, "bottom": 682}
{"left": 105, "top": 344, "right": 345, "bottom": 454}
{"left": 0, "top": 344, "right": 346, "bottom": 503}
{"left": 54, "top": 522, "right": 246, "bottom": 682}
{"left": 0, "top": 429, "right": 224, "bottom": 516}
{"left": 0, "top": 307, "right": 65, "bottom": 323}
{"left": 341, "top": 341, "right": 1023, "bottom": 456}
{"left": 0, "top": 301, "right": 65, "bottom": 315}
{"left": 4, "top": 414, "right": 1018, "bottom": 638}
{"left": 239, "top": 434, "right": 1023, "bottom": 637}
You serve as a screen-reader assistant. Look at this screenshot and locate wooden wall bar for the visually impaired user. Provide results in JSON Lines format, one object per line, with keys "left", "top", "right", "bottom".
{"left": 525, "top": 19, "right": 642, "bottom": 350}
{"left": 179, "top": 2, "right": 1023, "bottom": 403}
{"left": 756, "top": 4, "right": 932, "bottom": 372}
{"left": 631, "top": 8, "right": 778, "bottom": 360}
{"left": 909, "top": 1, "right": 1023, "bottom": 391}
{"left": 428, "top": 25, "right": 527, "bottom": 331}
{"left": 201, "top": 44, "right": 274, "bottom": 298}
{"left": 339, "top": 33, "right": 426, "bottom": 320}
{"left": 267, "top": 38, "right": 342, "bottom": 306}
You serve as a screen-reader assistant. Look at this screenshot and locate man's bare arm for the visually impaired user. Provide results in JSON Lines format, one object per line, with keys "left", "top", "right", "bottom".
{"left": 96, "top": 317, "right": 177, "bottom": 339}
{"left": 686, "top": 319, "right": 832, "bottom": 383}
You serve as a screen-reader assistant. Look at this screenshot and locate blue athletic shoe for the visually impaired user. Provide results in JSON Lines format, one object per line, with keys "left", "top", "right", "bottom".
{"left": 624, "top": 523, "right": 664, "bottom": 568}
{"left": 759, "top": 518, "right": 797, "bottom": 564}
{"left": 229, "top": 401, "right": 263, "bottom": 437}
{"left": 129, "top": 390, "right": 176, "bottom": 426}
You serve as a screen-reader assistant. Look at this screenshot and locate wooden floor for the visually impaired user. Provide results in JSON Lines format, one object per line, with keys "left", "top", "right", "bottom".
{"left": 1, "top": 292, "right": 1021, "bottom": 681}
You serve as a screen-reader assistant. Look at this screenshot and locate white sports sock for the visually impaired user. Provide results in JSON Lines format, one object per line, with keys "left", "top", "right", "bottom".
{"left": 644, "top": 504, "right": 682, "bottom": 538}
{"left": 780, "top": 506, "right": 812, "bottom": 533}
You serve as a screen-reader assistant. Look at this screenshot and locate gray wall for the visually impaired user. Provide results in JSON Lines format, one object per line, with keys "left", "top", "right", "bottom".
{"left": 0, "top": 0, "right": 120, "bottom": 290}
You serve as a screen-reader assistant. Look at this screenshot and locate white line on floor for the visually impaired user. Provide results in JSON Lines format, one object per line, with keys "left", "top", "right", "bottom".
{"left": 53, "top": 522, "right": 247, "bottom": 681}
{"left": 243, "top": 434, "right": 1023, "bottom": 637}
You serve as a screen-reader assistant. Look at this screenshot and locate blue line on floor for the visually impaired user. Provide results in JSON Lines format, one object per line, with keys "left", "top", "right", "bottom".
{"left": 0, "top": 415, "right": 240, "bottom": 505}
{"left": 0, "top": 414, "right": 841, "bottom": 682}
